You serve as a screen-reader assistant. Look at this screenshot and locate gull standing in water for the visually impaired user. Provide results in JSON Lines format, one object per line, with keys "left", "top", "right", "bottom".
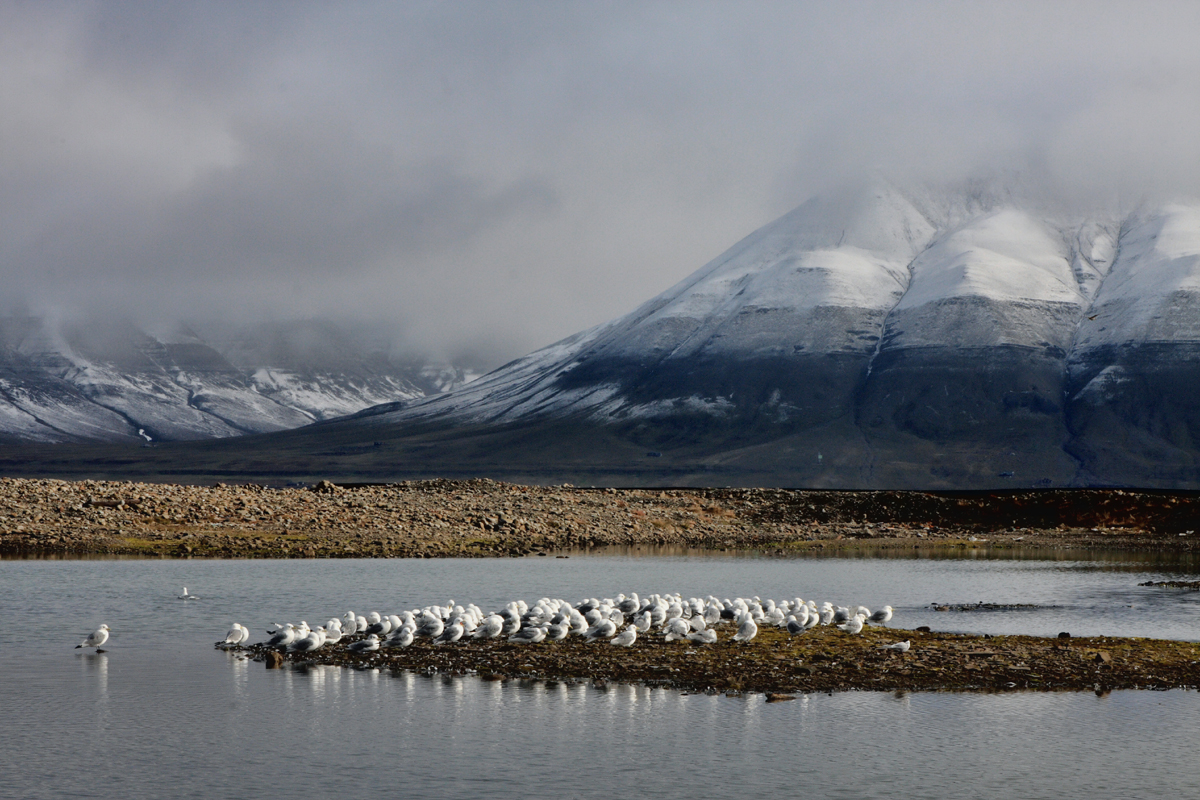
{"left": 869, "top": 606, "right": 894, "bottom": 626}
{"left": 76, "top": 624, "right": 110, "bottom": 652}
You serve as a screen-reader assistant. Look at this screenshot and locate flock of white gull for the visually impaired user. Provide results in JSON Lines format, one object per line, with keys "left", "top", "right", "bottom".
{"left": 207, "top": 592, "right": 907, "bottom": 654}
{"left": 75, "top": 589, "right": 909, "bottom": 655}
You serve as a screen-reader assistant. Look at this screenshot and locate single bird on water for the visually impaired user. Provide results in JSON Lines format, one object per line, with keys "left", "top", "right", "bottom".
{"left": 77, "top": 624, "right": 109, "bottom": 652}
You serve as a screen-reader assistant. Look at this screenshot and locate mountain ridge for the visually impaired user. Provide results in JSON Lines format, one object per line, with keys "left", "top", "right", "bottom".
{"left": 331, "top": 180, "right": 1200, "bottom": 488}
{"left": 0, "top": 317, "right": 476, "bottom": 444}
{"left": 5, "top": 179, "right": 1200, "bottom": 489}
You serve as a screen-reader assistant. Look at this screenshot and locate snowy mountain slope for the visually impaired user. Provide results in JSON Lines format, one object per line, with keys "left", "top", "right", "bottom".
{"left": 346, "top": 182, "right": 1200, "bottom": 487}
{"left": 1065, "top": 203, "right": 1200, "bottom": 481}
{"left": 0, "top": 369, "right": 137, "bottom": 443}
{"left": 882, "top": 208, "right": 1083, "bottom": 349}
{"left": 1071, "top": 204, "right": 1200, "bottom": 352}
{"left": 246, "top": 369, "right": 424, "bottom": 422}
{"left": 0, "top": 318, "right": 473, "bottom": 442}
{"left": 363, "top": 182, "right": 937, "bottom": 431}
{"left": 593, "top": 182, "right": 935, "bottom": 360}
{"left": 855, "top": 208, "right": 1089, "bottom": 481}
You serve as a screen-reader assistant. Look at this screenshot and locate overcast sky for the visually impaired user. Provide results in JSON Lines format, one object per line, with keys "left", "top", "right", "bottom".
{"left": 4, "top": 1, "right": 1200, "bottom": 367}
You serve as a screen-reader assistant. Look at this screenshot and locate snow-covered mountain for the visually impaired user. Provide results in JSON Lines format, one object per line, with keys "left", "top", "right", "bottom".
{"left": 345, "top": 180, "right": 1200, "bottom": 487}
{"left": 10, "top": 179, "right": 1198, "bottom": 487}
{"left": 0, "top": 318, "right": 475, "bottom": 443}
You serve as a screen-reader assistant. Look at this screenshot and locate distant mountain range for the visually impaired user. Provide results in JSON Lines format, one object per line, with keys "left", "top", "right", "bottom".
{"left": 329, "top": 180, "right": 1200, "bottom": 488}
{"left": 0, "top": 317, "right": 475, "bottom": 443}
{"left": 7, "top": 179, "right": 1200, "bottom": 488}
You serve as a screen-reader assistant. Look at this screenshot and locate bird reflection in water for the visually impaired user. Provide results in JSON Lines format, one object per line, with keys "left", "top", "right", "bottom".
{"left": 78, "top": 652, "right": 108, "bottom": 703}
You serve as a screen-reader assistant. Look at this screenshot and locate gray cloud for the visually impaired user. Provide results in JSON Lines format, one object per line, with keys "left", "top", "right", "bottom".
{"left": 3, "top": 1, "right": 1200, "bottom": 367}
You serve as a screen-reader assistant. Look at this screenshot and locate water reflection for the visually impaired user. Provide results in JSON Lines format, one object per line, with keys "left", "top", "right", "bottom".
{"left": 77, "top": 651, "right": 108, "bottom": 697}
{"left": 50, "top": 651, "right": 1200, "bottom": 799}
{"left": 224, "top": 652, "right": 249, "bottom": 709}
{"left": 574, "top": 543, "right": 1200, "bottom": 571}
{"left": 298, "top": 663, "right": 337, "bottom": 705}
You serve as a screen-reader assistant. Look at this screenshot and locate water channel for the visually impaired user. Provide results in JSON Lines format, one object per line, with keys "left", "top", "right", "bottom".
{"left": 3, "top": 550, "right": 1198, "bottom": 799}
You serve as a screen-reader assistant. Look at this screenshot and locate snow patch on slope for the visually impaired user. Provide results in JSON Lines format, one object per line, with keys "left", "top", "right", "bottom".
{"left": 598, "top": 394, "right": 738, "bottom": 421}
{"left": 249, "top": 369, "right": 424, "bottom": 422}
{"left": 881, "top": 209, "right": 1086, "bottom": 351}
{"left": 895, "top": 209, "right": 1082, "bottom": 311}
{"left": 1074, "top": 203, "right": 1200, "bottom": 349}
{"left": 597, "top": 183, "right": 937, "bottom": 361}
{"left": 363, "top": 325, "right": 611, "bottom": 426}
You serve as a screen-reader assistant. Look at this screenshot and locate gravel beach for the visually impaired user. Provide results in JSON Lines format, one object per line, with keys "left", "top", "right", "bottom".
{"left": 3, "top": 477, "right": 1199, "bottom": 559}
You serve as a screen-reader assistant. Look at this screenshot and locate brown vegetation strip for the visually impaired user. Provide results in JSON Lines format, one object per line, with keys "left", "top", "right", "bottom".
{"left": 227, "top": 625, "right": 1200, "bottom": 694}
{"left": 4, "top": 477, "right": 1200, "bottom": 559}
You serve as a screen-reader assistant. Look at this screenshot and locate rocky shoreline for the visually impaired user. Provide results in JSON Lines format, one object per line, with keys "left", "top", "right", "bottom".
{"left": 6, "top": 475, "right": 1195, "bottom": 694}
{"left": 3, "top": 477, "right": 1200, "bottom": 559}
{"left": 226, "top": 625, "right": 1200, "bottom": 694}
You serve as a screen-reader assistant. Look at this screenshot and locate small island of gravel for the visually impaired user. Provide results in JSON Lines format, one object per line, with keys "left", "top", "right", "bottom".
{"left": 227, "top": 625, "right": 1200, "bottom": 695}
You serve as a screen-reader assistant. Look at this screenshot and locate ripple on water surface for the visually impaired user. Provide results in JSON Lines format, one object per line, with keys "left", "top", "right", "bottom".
{"left": 2, "top": 553, "right": 1200, "bottom": 799}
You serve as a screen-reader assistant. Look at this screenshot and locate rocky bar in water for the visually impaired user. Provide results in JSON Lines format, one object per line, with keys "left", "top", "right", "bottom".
{"left": 226, "top": 625, "right": 1200, "bottom": 694}
{"left": 3, "top": 477, "right": 1200, "bottom": 558}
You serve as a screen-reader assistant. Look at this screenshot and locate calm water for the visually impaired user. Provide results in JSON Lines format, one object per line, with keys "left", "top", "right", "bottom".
{"left": 3, "top": 553, "right": 1200, "bottom": 799}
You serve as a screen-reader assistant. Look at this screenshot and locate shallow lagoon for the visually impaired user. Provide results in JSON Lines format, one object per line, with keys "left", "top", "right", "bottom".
{"left": 3, "top": 553, "right": 1200, "bottom": 799}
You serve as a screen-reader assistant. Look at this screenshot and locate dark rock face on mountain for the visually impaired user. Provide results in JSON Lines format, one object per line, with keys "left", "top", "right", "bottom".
{"left": 338, "top": 183, "right": 1200, "bottom": 488}
{"left": 0, "top": 317, "right": 473, "bottom": 443}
